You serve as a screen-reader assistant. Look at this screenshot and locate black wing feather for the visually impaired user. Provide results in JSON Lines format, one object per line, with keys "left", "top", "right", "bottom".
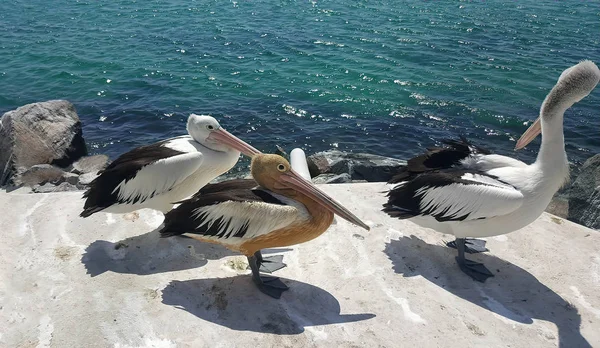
{"left": 388, "top": 136, "right": 490, "bottom": 184}
{"left": 80, "top": 139, "right": 184, "bottom": 217}
{"left": 159, "top": 181, "right": 285, "bottom": 238}
{"left": 383, "top": 169, "right": 499, "bottom": 222}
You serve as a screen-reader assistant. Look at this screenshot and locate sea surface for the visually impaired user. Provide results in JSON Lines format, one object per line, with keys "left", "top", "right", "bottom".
{"left": 1, "top": 0, "right": 599, "bottom": 176}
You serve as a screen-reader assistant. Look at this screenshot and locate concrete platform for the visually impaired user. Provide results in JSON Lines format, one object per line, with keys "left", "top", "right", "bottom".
{"left": 1, "top": 183, "right": 599, "bottom": 347}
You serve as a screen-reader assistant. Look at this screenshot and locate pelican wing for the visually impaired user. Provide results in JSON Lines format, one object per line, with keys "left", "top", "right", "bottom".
{"left": 160, "top": 184, "right": 309, "bottom": 243}
{"left": 81, "top": 139, "right": 203, "bottom": 216}
{"left": 389, "top": 137, "right": 490, "bottom": 184}
{"left": 383, "top": 170, "right": 523, "bottom": 222}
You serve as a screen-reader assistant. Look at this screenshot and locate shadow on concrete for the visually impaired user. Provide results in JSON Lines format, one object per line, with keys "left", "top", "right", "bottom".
{"left": 161, "top": 276, "right": 375, "bottom": 334}
{"left": 385, "top": 235, "right": 590, "bottom": 348}
{"left": 81, "top": 229, "right": 294, "bottom": 276}
{"left": 81, "top": 229, "right": 234, "bottom": 276}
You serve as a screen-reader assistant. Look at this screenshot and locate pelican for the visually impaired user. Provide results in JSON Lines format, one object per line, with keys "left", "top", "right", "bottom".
{"left": 383, "top": 60, "right": 600, "bottom": 282}
{"left": 80, "top": 114, "right": 260, "bottom": 217}
{"left": 159, "top": 154, "right": 370, "bottom": 298}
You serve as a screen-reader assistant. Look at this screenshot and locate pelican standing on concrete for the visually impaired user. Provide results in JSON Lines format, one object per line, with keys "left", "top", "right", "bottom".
{"left": 383, "top": 60, "right": 600, "bottom": 282}
{"left": 80, "top": 114, "right": 260, "bottom": 217}
{"left": 159, "top": 153, "right": 370, "bottom": 298}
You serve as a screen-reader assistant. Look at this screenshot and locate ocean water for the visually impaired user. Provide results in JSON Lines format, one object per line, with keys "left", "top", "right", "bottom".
{"left": 1, "top": 0, "right": 599, "bottom": 176}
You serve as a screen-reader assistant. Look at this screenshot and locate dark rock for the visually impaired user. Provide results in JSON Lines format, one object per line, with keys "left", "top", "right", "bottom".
{"left": 33, "top": 182, "right": 80, "bottom": 193}
{"left": 0, "top": 100, "right": 87, "bottom": 186}
{"left": 71, "top": 155, "right": 109, "bottom": 174}
{"left": 568, "top": 154, "right": 600, "bottom": 230}
{"left": 307, "top": 150, "right": 406, "bottom": 182}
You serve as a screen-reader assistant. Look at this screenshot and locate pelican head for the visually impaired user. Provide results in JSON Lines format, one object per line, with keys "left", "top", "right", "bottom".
{"left": 251, "top": 154, "right": 370, "bottom": 231}
{"left": 187, "top": 114, "right": 261, "bottom": 157}
{"left": 515, "top": 60, "right": 600, "bottom": 150}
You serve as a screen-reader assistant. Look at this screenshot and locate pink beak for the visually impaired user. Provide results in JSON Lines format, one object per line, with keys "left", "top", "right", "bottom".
{"left": 515, "top": 118, "right": 541, "bottom": 150}
{"left": 208, "top": 128, "right": 261, "bottom": 157}
{"left": 277, "top": 169, "right": 370, "bottom": 231}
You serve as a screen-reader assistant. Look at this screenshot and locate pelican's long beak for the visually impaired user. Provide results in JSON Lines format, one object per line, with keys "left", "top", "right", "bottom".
{"left": 209, "top": 128, "right": 261, "bottom": 157}
{"left": 515, "top": 117, "right": 541, "bottom": 150}
{"left": 278, "top": 169, "right": 370, "bottom": 231}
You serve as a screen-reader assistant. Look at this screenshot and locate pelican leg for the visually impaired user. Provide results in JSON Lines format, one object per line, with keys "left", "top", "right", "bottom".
{"left": 455, "top": 238, "right": 494, "bottom": 283}
{"left": 447, "top": 238, "right": 488, "bottom": 254}
{"left": 248, "top": 251, "right": 289, "bottom": 299}
{"left": 253, "top": 250, "right": 287, "bottom": 274}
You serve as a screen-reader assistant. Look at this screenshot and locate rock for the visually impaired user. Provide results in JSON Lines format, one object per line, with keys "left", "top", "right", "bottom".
{"left": 17, "top": 164, "right": 81, "bottom": 188}
{"left": 312, "top": 173, "right": 352, "bottom": 184}
{"left": 312, "top": 174, "right": 337, "bottom": 184}
{"left": 71, "top": 155, "right": 109, "bottom": 174}
{"left": 325, "top": 173, "right": 352, "bottom": 184}
{"left": 78, "top": 172, "right": 99, "bottom": 186}
{"left": 18, "top": 164, "right": 66, "bottom": 187}
{"left": 307, "top": 150, "right": 406, "bottom": 182}
{"left": 545, "top": 194, "right": 569, "bottom": 219}
{"left": 64, "top": 172, "right": 80, "bottom": 185}
{"left": 568, "top": 154, "right": 600, "bottom": 230}
{"left": 0, "top": 100, "right": 87, "bottom": 186}
{"left": 32, "top": 182, "right": 80, "bottom": 193}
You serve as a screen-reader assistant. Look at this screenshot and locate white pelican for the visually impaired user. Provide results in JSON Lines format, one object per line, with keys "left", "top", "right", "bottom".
{"left": 383, "top": 60, "right": 600, "bottom": 282}
{"left": 159, "top": 154, "right": 370, "bottom": 298}
{"left": 80, "top": 114, "right": 260, "bottom": 217}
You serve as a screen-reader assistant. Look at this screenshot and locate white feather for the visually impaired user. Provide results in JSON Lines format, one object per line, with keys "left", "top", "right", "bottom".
{"left": 189, "top": 196, "right": 310, "bottom": 245}
{"left": 416, "top": 175, "right": 524, "bottom": 221}
{"left": 114, "top": 152, "right": 204, "bottom": 204}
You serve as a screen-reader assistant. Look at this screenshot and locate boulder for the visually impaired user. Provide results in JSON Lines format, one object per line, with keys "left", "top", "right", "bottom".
{"left": 307, "top": 150, "right": 406, "bottom": 182}
{"left": 568, "top": 154, "right": 600, "bottom": 230}
{"left": 71, "top": 155, "right": 109, "bottom": 174}
{"left": 0, "top": 100, "right": 87, "bottom": 186}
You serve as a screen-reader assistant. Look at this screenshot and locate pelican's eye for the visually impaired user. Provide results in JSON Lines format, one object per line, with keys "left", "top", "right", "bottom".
{"left": 277, "top": 164, "right": 286, "bottom": 172}
{"left": 206, "top": 124, "right": 215, "bottom": 130}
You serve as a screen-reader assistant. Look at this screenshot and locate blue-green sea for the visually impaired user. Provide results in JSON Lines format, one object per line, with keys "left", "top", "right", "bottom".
{"left": 1, "top": 1, "right": 599, "bottom": 176}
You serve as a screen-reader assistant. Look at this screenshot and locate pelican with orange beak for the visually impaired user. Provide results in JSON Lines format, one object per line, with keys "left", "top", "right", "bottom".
{"left": 159, "top": 153, "right": 370, "bottom": 298}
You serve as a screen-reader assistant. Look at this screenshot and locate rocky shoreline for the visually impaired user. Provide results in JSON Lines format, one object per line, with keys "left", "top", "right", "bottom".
{"left": 1, "top": 100, "right": 599, "bottom": 230}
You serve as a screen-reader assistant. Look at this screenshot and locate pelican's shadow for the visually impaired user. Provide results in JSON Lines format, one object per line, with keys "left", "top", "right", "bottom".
{"left": 161, "top": 276, "right": 375, "bottom": 334}
{"left": 385, "top": 235, "right": 590, "bottom": 348}
{"left": 81, "top": 228, "right": 237, "bottom": 276}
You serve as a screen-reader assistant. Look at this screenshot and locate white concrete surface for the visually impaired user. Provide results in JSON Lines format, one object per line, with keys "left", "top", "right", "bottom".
{"left": 0, "top": 183, "right": 599, "bottom": 348}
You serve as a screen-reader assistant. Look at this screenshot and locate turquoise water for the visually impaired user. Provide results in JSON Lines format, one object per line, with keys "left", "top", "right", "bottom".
{"left": 1, "top": 0, "right": 599, "bottom": 175}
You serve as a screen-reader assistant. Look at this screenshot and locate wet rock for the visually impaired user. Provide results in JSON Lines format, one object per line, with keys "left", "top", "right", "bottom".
{"left": 568, "top": 154, "right": 600, "bottom": 230}
{"left": 0, "top": 100, "right": 87, "bottom": 186}
{"left": 307, "top": 150, "right": 406, "bottom": 182}
{"left": 71, "top": 155, "right": 109, "bottom": 174}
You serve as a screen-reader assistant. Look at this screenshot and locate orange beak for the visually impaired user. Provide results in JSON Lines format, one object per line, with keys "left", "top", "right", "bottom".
{"left": 208, "top": 128, "right": 261, "bottom": 157}
{"left": 277, "top": 169, "right": 370, "bottom": 231}
{"left": 515, "top": 118, "right": 541, "bottom": 150}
